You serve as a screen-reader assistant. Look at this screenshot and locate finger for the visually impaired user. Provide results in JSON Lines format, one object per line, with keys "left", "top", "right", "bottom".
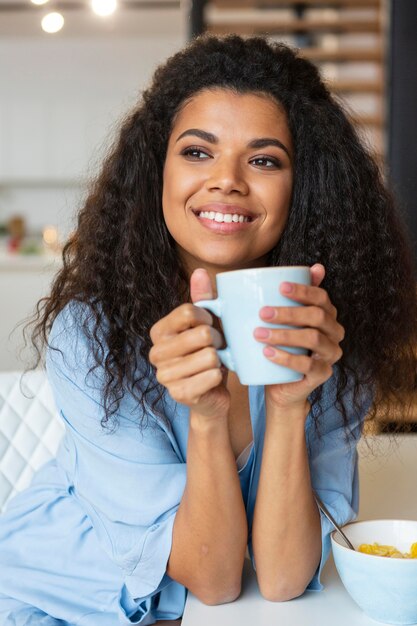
{"left": 168, "top": 368, "right": 223, "bottom": 406}
{"left": 263, "top": 346, "right": 334, "bottom": 382}
{"left": 254, "top": 328, "right": 343, "bottom": 363}
{"left": 190, "top": 268, "right": 215, "bottom": 303}
{"left": 310, "top": 263, "right": 325, "bottom": 288}
{"left": 258, "top": 306, "right": 345, "bottom": 344}
{"left": 279, "top": 282, "right": 336, "bottom": 317}
{"left": 150, "top": 302, "right": 213, "bottom": 343}
{"left": 156, "top": 347, "right": 221, "bottom": 386}
{"left": 150, "top": 324, "right": 223, "bottom": 365}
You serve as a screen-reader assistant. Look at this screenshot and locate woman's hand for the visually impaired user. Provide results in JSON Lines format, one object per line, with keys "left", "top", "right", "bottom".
{"left": 149, "top": 269, "right": 230, "bottom": 420}
{"left": 253, "top": 264, "right": 344, "bottom": 413}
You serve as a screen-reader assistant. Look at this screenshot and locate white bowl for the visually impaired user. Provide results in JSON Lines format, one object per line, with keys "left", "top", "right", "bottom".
{"left": 331, "top": 519, "right": 417, "bottom": 625}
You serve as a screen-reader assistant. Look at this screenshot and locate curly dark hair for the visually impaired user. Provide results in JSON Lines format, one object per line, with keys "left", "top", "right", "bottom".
{"left": 26, "top": 34, "right": 417, "bottom": 431}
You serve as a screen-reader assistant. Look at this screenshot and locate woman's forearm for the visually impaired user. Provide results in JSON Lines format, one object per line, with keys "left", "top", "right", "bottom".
{"left": 167, "top": 411, "right": 248, "bottom": 605}
{"left": 252, "top": 402, "right": 322, "bottom": 602}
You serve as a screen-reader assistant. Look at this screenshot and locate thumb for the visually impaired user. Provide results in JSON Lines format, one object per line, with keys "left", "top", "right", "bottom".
{"left": 310, "top": 263, "right": 325, "bottom": 288}
{"left": 190, "top": 268, "right": 215, "bottom": 303}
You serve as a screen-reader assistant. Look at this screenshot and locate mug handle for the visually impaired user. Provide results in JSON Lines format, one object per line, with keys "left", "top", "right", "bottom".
{"left": 194, "top": 298, "right": 236, "bottom": 373}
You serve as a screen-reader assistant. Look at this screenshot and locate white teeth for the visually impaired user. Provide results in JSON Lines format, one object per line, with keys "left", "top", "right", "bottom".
{"left": 198, "top": 211, "right": 251, "bottom": 223}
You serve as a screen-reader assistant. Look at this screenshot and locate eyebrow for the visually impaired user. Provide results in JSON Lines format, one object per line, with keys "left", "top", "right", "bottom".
{"left": 175, "top": 128, "right": 291, "bottom": 159}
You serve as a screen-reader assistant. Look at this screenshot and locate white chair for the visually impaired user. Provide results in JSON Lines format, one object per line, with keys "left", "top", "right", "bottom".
{"left": 0, "top": 370, "right": 64, "bottom": 513}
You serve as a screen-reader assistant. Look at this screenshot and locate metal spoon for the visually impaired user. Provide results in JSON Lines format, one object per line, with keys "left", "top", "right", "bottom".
{"left": 314, "top": 494, "right": 356, "bottom": 550}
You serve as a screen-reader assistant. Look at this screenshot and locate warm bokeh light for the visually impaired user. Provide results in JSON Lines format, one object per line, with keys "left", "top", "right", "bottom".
{"left": 91, "top": 0, "right": 117, "bottom": 17}
{"left": 41, "top": 12, "right": 65, "bottom": 33}
{"left": 42, "top": 226, "right": 59, "bottom": 247}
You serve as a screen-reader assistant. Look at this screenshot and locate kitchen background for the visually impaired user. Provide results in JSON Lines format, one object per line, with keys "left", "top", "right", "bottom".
{"left": 0, "top": 0, "right": 185, "bottom": 370}
{"left": 0, "top": 0, "right": 416, "bottom": 393}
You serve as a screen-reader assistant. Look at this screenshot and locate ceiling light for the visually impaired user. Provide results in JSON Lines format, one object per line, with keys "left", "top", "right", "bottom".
{"left": 91, "top": 0, "right": 117, "bottom": 17}
{"left": 31, "top": 0, "right": 50, "bottom": 5}
{"left": 41, "top": 12, "right": 64, "bottom": 33}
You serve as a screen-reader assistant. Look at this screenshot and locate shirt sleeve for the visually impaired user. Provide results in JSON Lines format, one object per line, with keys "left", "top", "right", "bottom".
{"left": 306, "top": 376, "right": 373, "bottom": 590}
{"left": 46, "top": 303, "right": 187, "bottom": 623}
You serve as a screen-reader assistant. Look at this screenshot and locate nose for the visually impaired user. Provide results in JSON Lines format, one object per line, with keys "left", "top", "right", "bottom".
{"left": 206, "top": 156, "right": 249, "bottom": 195}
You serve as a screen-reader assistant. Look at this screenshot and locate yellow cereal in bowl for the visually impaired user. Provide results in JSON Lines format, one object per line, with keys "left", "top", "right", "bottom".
{"left": 358, "top": 542, "right": 417, "bottom": 558}
{"left": 331, "top": 520, "right": 417, "bottom": 624}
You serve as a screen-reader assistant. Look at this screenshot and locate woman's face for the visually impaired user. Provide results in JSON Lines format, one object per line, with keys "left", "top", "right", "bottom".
{"left": 162, "top": 88, "right": 293, "bottom": 277}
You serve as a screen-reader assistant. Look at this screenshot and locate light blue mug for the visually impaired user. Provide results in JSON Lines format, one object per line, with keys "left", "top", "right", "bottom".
{"left": 195, "top": 266, "right": 311, "bottom": 386}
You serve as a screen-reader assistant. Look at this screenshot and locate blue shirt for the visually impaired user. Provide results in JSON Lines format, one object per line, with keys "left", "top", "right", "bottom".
{"left": 0, "top": 302, "right": 371, "bottom": 625}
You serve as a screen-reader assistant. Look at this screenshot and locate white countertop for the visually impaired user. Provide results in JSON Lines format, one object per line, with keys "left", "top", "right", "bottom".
{"left": 183, "top": 556, "right": 379, "bottom": 626}
{"left": 0, "top": 252, "right": 61, "bottom": 271}
{"left": 182, "top": 435, "right": 417, "bottom": 626}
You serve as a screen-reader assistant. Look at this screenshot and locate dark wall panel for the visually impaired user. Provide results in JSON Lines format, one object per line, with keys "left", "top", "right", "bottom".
{"left": 388, "top": 0, "right": 417, "bottom": 258}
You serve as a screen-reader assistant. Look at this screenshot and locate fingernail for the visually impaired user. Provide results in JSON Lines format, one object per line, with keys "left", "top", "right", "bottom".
{"left": 193, "top": 268, "right": 207, "bottom": 277}
{"left": 263, "top": 346, "right": 275, "bottom": 357}
{"left": 260, "top": 306, "right": 274, "bottom": 319}
{"left": 281, "top": 282, "right": 293, "bottom": 294}
{"left": 254, "top": 327, "right": 270, "bottom": 339}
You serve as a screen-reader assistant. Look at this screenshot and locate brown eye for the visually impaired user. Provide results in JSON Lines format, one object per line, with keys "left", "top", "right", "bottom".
{"left": 250, "top": 156, "right": 281, "bottom": 169}
{"left": 181, "top": 147, "right": 211, "bottom": 160}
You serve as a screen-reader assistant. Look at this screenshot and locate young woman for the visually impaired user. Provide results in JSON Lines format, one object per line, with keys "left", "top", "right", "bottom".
{"left": 1, "top": 35, "right": 416, "bottom": 626}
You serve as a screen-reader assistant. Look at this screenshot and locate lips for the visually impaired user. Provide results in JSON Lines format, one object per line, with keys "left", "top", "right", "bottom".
{"left": 191, "top": 203, "right": 257, "bottom": 220}
{"left": 190, "top": 202, "right": 258, "bottom": 233}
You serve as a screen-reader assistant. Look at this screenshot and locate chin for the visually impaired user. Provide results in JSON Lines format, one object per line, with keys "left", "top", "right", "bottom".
{"left": 205, "top": 258, "right": 258, "bottom": 272}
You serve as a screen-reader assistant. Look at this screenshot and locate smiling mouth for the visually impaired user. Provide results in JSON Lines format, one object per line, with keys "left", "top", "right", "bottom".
{"left": 194, "top": 210, "right": 253, "bottom": 224}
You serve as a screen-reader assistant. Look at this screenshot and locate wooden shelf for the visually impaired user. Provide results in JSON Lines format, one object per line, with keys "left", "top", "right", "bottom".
{"left": 328, "top": 78, "right": 383, "bottom": 93}
{"left": 350, "top": 112, "right": 384, "bottom": 126}
{"left": 212, "top": 0, "right": 381, "bottom": 7}
{"left": 208, "top": 18, "right": 381, "bottom": 35}
{"left": 365, "top": 395, "right": 417, "bottom": 434}
{"left": 300, "top": 47, "right": 383, "bottom": 62}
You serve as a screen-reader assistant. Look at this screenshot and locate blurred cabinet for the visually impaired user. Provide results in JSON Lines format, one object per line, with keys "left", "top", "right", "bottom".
{"left": 192, "top": 0, "right": 387, "bottom": 167}
{"left": 0, "top": 100, "right": 50, "bottom": 180}
{"left": 0, "top": 96, "right": 121, "bottom": 184}
{"left": 0, "top": 256, "right": 60, "bottom": 371}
